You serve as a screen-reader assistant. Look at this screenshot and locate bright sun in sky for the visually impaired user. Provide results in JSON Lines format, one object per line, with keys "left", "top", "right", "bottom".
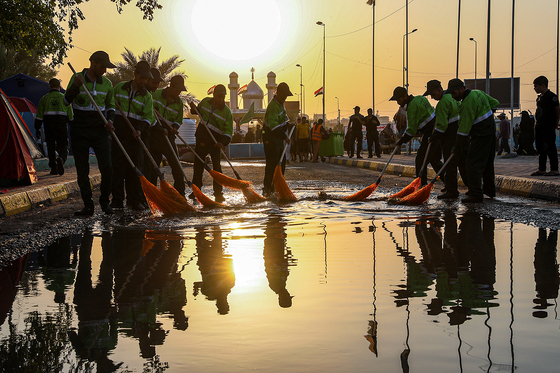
{"left": 190, "top": 0, "right": 281, "bottom": 61}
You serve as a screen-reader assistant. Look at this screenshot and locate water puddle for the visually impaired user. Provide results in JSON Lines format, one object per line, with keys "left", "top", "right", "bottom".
{"left": 1, "top": 198, "right": 559, "bottom": 372}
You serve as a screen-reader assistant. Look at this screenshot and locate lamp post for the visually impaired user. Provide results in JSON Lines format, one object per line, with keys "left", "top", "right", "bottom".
{"left": 335, "top": 96, "right": 340, "bottom": 129}
{"left": 469, "top": 38, "right": 477, "bottom": 89}
{"left": 317, "top": 21, "right": 326, "bottom": 122}
{"left": 402, "top": 28, "right": 418, "bottom": 90}
{"left": 296, "top": 64, "right": 303, "bottom": 117}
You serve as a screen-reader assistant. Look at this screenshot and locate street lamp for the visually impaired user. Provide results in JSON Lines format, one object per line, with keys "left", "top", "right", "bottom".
{"left": 335, "top": 96, "right": 340, "bottom": 128}
{"left": 296, "top": 64, "right": 303, "bottom": 117}
{"left": 469, "top": 37, "right": 477, "bottom": 89}
{"left": 402, "top": 28, "right": 417, "bottom": 90}
{"left": 317, "top": 21, "right": 326, "bottom": 123}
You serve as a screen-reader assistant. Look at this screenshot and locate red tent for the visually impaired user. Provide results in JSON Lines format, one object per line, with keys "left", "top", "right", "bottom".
{"left": 0, "top": 89, "right": 40, "bottom": 187}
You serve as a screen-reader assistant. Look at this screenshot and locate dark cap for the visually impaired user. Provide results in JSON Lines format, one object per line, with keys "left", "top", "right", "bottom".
{"left": 150, "top": 68, "right": 164, "bottom": 83}
{"left": 135, "top": 61, "right": 153, "bottom": 79}
{"left": 170, "top": 75, "right": 187, "bottom": 91}
{"left": 389, "top": 86, "right": 408, "bottom": 101}
{"left": 446, "top": 78, "right": 465, "bottom": 93}
{"left": 89, "top": 51, "right": 116, "bottom": 68}
{"left": 277, "top": 82, "right": 293, "bottom": 96}
{"left": 354, "top": 106, "right": 360, "bottom": 111}
{"left": 423, "top": 80, "right": 442, "bottom": 96}
{"left": 48, "top": 78, "right": 61, "bottom": 88}
{"left": 497, "top": 112, "right": 506, "bottom": 118}
{"left": 213, "top": 84, "right": 227, "bottom": 96}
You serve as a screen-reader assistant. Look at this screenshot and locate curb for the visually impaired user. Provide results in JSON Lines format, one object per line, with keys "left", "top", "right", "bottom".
{"left": 328, "top": 157, "right": 560, "bottom": 202}
{"left": 0, "top": 176, "right": 99, "bottom": 218}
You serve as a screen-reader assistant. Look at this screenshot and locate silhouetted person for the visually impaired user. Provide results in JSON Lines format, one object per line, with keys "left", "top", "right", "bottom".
{"left": 263, "top": 216, "right": 296, "bottom": 308}
{"left": 517, "top": 110, "right": 537, "bottom": 155}
{"left": 533, "top": 229, "right": 559, "bottom": 318}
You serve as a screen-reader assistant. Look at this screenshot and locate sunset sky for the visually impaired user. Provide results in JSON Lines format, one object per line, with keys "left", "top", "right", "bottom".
{"left": 56, "top": 0, "right": 560, "bottom": 121}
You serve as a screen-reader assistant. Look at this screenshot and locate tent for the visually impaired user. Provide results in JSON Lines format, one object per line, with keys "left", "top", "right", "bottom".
{"left": 0, "top": 73, "right": 65, "bottom": 108}
{"left": 0, "top": 88, "right": 42, "bottom": 187}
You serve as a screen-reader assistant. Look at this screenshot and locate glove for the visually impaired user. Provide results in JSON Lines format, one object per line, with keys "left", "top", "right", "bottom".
{"left": 396, "top": 137, "right": 405, "bottom": 146}
{"left": 429, "top": 130, "right": 444, "bottom": 144}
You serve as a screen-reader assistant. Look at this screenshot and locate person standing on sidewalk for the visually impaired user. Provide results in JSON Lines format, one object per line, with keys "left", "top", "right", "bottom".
{"left": 311, "top": 119, "right": 328, "bottom": 162}
{"left": 64, "top": 51, "right": 116, "bottom": 216}
{"left": 424, "top": 79, "right": 465, "bottom": 199}
{"left": 391, "top": 86, "right": 443, "bottom": 186}
{"left": 531, "top": 76, "right": 560, "bottom": 176}
{"left": 35, "top": 78, "right": 73, "bottom": 176}
{"left": 496, "top": 113, "right": 511, "bottom": 155}
{"left": 365, "top": 108, "right": 381, "bottom": 158}
{"left": 447, "top": 78, "right": 499, "bottom": 203}
{"left": 348, "top": 106, "right": 365, "bottom": 158}
{"left": 296, "top": 116, "right": 310, "bottom": 161}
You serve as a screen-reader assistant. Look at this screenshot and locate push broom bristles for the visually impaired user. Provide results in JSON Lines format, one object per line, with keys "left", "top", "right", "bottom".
{"left": 242, "top": 186, "right": 268, "bottom": 203}
{"left": 392, "top": 182, "right": 434, "bottom": 205}
{"left": 343, "top": 182, "right": 379, "bottom": 201}
{"left": 140, "top": 176, "right": 191, "bottom": 215}
{"left": 273, "top": 165, "right": 297, "bottom": 202}
{"left": 191, "top": 184, "right": 224, "bottom": 207}
{"left": 159, "top": 179, "right": 196, "bottom": 212}
{"left": 208, "top": 169, "right": 252, "bottom": 190}
{"left": 388, "top": 177, "right": 421, "bottom": 199}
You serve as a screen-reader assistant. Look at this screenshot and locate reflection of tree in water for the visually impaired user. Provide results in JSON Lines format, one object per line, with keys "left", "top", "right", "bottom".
{"left": 263, "top": 215, "right": 297, "bottom": 308}
{"left": 193, "top": 226, "right": 235, "bottom": 315}
{"left": 533, "top": 229, "right": 559, "bottom": 318}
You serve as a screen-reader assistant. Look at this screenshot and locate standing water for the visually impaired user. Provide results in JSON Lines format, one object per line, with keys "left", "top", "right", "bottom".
{"left": 1, "top": 196, "right": 559, "bottom": 372}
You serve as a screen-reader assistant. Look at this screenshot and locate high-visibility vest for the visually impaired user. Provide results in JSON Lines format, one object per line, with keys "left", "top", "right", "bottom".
{"left": 311, "top": 123, "right": 323, "bottom": 141}
{"left": 152, "top": 88, "right": 183, "bottom": 128}
{"left": 114, "top": 81, "right": 155, "bottom": 129}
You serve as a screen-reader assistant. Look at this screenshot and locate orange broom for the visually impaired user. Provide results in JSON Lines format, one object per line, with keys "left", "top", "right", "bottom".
{"left": 153, "top": 113, "right": 223, "bottom": 208}
{"left": 115, "top": 101, "right": 195, "bottom": 212}
{"left": 68, "top": 64, "right": 190, "bottom": 216}
{"left": 392, "top": 154, "right": 454, "bottom": 205}
{"left": 387, "top": 142, "right": 432, "bottom": 199}
{"left": 273, "top": 126, "right": 298, "bottom": 202}
{"left": 343, "top": 146, "right": 399, "bottom": 201}
{"left": 187, "top": 104, "right": 262, "bottom": 198}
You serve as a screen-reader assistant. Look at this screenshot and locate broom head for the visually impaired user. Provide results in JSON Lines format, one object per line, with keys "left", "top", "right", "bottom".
{"left": 160, "top": 179, "right": 196, "bottom": 212}
{"left": 242, "top": 186, "right": 268, "bottom": 203}
{"left": 394, "top": 182, "right": 434, "bottom": 205}
{"left": 191, "top": 184, "right": 224, "bottom": 208}
{"left": 343, "top": 182, "right": 379, "bottom": 201}
{"left": 273, "top": 165, "right": 297, "bottom": 202}
{"left": 140, "top": 175, "right": 190, "bottom": 215}
{"left": 209, "top": 169, "right": 252, "bottom": 190}
{"left": 388, "top": 177, "right": 422, "bottom": 199}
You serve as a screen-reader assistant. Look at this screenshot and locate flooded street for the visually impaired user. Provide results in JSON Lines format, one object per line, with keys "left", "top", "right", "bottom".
{"left": 1, "top": 181, "right": 560, "bottom": 372}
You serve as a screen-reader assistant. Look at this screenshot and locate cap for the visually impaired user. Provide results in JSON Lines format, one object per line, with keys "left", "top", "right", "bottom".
{"left": 389, "top": 86, "right": 408, "bottom": 101}
{"left": 48, "top": 78, "right": 61, "bottom": 88}
{"left": 277, "top": 82, "right": 293, "bottom": 96}
{"left": 89, "top": 51, "right": 116, "bottom": 69}
{"left": 170, "top": 75, "right": 187, "bottom": 91}
{"left": 446, "top": 78, "right": 465, "bottom": 93}
{"left": 150, "top": 68, "right": 164, "bottom": 83}
{"left": 213, "top": 84, "right": 227, "bottom": 96}
{"left": 135, "top": 61, "right": 153, "bottom": 79}
{"left": 497, "top": 113, "right": 506, "bottom": 118}
{"left": 354, "top": 106, "right": 360, "bottom": 111}
{"left": 423, "top": 80, "right": 442, "bottom": 96}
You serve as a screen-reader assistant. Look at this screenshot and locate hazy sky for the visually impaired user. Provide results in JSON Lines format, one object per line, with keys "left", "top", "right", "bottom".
{"left": 57, "top": 0, "right": 560, "bottom": 120}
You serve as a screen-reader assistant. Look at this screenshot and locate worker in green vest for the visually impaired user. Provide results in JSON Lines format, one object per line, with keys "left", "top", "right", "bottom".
{"left": 446, "top": 78, "right": 500, "bottom": 203}
{"left": 424, "top": 79, "right": 466, "bottom": 199}
{"left": 149, "top": 75, "right": 187, "bottom": 196}
{"left": 262, "top": 82, "right": 293, "bottom": 196}
{"left": 35, "top": 78, "right": 73, "bottom": 176}
{"left": 390, "top": 86, "right": 443, "bottom": 185}
{"left": 189, "top": 84, "right": 233, "bottom": 203}
{"left": 111, "top": 61, "right": 155, "bottom": 211}
{"left": 65, "top": 50, "right": 116, "bottom": 216}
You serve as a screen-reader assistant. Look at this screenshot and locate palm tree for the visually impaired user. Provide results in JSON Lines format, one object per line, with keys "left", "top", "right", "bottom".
{"left": 105, "top": 47, "right": 196, "bottom": 102}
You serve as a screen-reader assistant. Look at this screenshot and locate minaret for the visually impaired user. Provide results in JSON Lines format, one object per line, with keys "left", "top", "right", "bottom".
{"left": 266, "top": 71, "right": 277, "bottom": 104}
{"left": 228, "top": 71, "right": 240, "bottom": 109}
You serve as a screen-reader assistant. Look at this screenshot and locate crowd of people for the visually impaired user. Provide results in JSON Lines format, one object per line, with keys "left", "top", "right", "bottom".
{"left": 34, "top": 49, "right": 560, "bottom": 212}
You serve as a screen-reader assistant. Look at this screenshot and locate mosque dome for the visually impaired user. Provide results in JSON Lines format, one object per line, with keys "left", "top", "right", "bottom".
{"left": 243, "top": 80, "right": 263, "bottom": 99}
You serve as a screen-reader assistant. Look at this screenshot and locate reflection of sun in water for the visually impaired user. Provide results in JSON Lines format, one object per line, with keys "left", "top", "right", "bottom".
{"left": 190, "top": 0, "right": 281, "bottom": 61}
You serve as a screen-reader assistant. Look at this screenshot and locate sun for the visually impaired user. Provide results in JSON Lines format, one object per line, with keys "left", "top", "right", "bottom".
{"left": 190, "top": 0, "right": 281, "bottom": 61}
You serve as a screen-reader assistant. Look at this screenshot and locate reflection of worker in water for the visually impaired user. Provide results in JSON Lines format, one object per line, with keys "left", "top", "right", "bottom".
{"left": 70, "top": 230, "right": 121, "bottom": 372}
{"left": 39, "top": 235, "right": 78, "bottom": 304}
{"left": 264, "top": 216, "right": 296, "bottom": 308}
{"left": 194, "top": 227, "right": 235, "bottom": 315}
{"left": 533, "top": 229, "right": 560, "bottom": 318}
